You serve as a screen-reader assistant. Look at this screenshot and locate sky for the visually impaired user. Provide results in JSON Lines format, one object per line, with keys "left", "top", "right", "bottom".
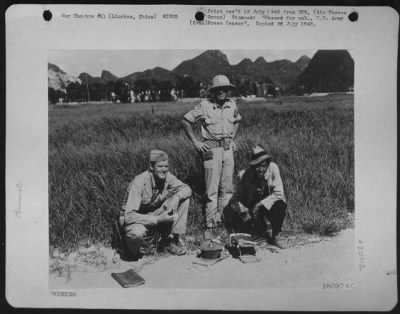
{"left": 48, "top": 49, "right": 317, "bottom": 78}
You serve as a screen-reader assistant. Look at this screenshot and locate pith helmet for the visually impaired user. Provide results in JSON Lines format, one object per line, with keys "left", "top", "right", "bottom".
{"left": 208, "top": 75, "right": 236, "bottom": 92}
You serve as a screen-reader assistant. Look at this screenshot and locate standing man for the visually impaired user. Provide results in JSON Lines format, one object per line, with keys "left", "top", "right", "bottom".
{"left": 223, "top": 145, "right": 287, "bottom": 248}
{"left": 120, "top": 149, "right": 192, "bottom": 260}
{"left": 182, "top": 75, "right": 241, "bottom": 238}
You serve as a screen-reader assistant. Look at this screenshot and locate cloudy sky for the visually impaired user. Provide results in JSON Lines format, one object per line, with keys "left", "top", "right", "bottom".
{"left": 49, "top": 49, "right": 317, "bottom": 77}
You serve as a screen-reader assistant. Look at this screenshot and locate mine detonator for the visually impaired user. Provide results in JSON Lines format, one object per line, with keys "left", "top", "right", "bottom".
{"left": 228, "top": 233, "right": 259, "bottom": 263}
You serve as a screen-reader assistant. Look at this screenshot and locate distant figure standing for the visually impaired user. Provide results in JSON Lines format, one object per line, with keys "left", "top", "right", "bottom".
{"left": 170, "top": 88, "right": 177, "bottom": 101}
{"left": 129, "top": 89, "right": 135, "bottom": 103}
{"left": 111, "top": 92, "right": 117, "bottom": 103}
{"left": 182, "top": 75, "right": 241, "bottom": 239}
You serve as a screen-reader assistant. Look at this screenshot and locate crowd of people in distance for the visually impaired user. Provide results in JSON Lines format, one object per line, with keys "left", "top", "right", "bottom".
{"left": 111, "top": 88, "right": 183, "bottom": 103}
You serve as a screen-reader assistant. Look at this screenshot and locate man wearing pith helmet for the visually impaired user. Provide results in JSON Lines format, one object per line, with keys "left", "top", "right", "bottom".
{"left": 120, "top": 149, "right": 192, "bottom": 260}
{"left": 223, "top": 145, "right": 287, "bottom": 249}
{"left": 182, "top": 75, "right": 241, "bottom": 239}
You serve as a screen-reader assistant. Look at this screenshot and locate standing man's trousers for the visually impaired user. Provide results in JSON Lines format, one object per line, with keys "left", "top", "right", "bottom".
{"left": 203, "top": 146, "right": 234, "bottom": 228}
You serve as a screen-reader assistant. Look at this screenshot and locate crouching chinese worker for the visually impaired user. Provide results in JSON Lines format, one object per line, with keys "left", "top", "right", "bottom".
{"left": 120, "top": 149, "right": 192, "bottom": 260}
{"left": 223, "top": 145, "right": 287, "bottom": 249}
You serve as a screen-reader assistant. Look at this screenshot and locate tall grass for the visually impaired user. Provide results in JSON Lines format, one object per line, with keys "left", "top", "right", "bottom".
{"left": 49, "top": 96, "right": 354, "bottom": 250}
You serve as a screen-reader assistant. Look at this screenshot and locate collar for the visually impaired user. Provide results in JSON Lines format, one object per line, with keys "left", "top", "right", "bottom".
{"left": 211, "top": 98, "right": 231, "bottom": 109}
{"left": 149, "top": 171, "right": 156, "bottom": 189}
{"left": 149, "top": 171, "right": 166, "bottom": 190}
{"left": 263, "top": 164, "right": 272, "bottom": 181}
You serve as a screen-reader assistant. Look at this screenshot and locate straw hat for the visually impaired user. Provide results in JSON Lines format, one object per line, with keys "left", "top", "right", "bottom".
{"left": 248, "top": 145, "right": 272, "bottom": 166}
{"left": 208, "top": 75, "right": 235, "bottom": 92}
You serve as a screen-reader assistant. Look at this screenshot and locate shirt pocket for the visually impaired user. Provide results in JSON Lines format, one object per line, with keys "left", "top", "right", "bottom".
{"left": 202, "top": 107, "right": 221, "bottom": 125}
{"left": 223, "top": 107, "right": 238, "bottom": 123}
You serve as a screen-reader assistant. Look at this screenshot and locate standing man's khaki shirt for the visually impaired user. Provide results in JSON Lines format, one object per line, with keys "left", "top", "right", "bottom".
{"left": 183, "top": 98, "right": 242, "bottom": 141}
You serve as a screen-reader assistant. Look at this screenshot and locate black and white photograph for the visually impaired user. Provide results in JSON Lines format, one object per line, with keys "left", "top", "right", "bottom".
{"left": 6, "top": 4, "right": 397, "bottom": 310}
{"left": 48, "top": 49, "right": 356, "bottom": 289}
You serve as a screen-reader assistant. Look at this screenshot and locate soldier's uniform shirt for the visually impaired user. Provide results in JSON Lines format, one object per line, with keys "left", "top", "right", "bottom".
{"left": 121, "top": 170, "right": 192, "bottom": 226}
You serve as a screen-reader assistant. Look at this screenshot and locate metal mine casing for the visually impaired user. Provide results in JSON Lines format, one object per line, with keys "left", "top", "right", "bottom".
{"left": 199, "top": 241, "right": 224, "bottom": 260}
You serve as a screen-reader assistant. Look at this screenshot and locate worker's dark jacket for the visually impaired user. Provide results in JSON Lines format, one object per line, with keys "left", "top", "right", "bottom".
{"left": 233, "top": 162, "right": 286, "bottom": 211}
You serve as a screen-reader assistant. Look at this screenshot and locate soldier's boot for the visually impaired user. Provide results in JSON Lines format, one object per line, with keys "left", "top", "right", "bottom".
{"left": 157, "top": 235, "right": 170, "bottom": 253}
{"left": 124, "top": 238, "right": 144, "bottom": 261}
{"left": 165, "top": 235, "right": 187, "bottom": 256}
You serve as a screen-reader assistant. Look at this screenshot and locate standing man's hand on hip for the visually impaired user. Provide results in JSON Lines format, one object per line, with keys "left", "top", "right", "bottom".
{"left": 195, "top": 140, "right": 210, "bottom": 153}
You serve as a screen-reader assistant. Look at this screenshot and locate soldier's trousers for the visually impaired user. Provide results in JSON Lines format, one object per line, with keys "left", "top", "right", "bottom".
{"left": 123, "top": 199, "right": 189, "bottom": 257}
{"left": 203, "top": 147, "right": 234, "bottom": 228}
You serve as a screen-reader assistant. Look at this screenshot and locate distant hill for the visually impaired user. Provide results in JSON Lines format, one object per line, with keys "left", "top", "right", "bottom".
{"left": 172, "top": 50, "right": 231, "bottom": 82}
{"left": 296, "top": 55, "right": 311, "bottom": 72}
{"left": 227, "top": 55, "right": 311, "bottom": 91}
{"left": 50, "top": 49, "right": 357, "bottom": 97}
{"left": 78, "top": 72, "right": 96, "bottom": 84}
{"left": 101, "top": 70, "right": 118, "bottom": 83}
{"left": 50, "top": 50, "right": 312, "bottom": 93}
{"left": 298, "top": 50, "right": 354, "bottom": 93}
{"left": 78, "top": 70, "right": 119, "bottom": 85}
{"left": 123, "top": 67, "right": 174, "bottom": 84}
{"left": 48, "top": 63, "right": 81, "bottom": 92}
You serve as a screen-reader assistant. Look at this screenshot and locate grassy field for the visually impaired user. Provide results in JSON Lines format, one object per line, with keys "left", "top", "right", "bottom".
{"left": 49, "top": 95, "right": 354, "bottom": 251}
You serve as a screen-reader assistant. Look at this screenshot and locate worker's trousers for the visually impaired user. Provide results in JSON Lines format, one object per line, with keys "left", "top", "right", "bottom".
{"left": 223, "top": 200, "right": 287, "bottom": 238}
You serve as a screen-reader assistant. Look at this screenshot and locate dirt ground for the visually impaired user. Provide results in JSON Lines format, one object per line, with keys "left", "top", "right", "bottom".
{"left": 49, "top": 228, "right": 356, "bottom": 289}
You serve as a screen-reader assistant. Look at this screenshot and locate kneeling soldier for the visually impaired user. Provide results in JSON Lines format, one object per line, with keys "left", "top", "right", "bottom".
{"left": 120, "top": 149, "right": 192, "bottom": 260}
{"left": 223, "top": 145, "right": 287, "bottom": 249}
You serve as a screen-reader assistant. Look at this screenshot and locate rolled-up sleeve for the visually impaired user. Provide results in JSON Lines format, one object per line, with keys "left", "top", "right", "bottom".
{"left": 260, "top": 163, "right": 285, "bottom": 210}
{"left": 232, "top": 102, "right": 242, "bottom": 124}
{"left": 183, "top": 102, "right": 204, "bottom": 123}
{"left": 123, "top": 181, "right": 141, "bottom": 213}
{"left": 166, "top": 174, "right": 192, "bottom": 201}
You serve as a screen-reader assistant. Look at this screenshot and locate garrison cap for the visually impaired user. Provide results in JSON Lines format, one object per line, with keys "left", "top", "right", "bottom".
{"left": 149, "top": 149, "right": 169, "bottom": 162}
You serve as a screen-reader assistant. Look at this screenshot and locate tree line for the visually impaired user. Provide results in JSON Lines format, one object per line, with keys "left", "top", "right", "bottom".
{"left": 48, "top": 75, "right": 283, "bottom": 104}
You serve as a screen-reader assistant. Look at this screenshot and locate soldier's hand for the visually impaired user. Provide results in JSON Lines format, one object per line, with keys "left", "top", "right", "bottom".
{"left": 157, "top": 210, "right": 175, "bottom": 224}
{"left": 194, "top": 141, "right": 210, "bottom": 153}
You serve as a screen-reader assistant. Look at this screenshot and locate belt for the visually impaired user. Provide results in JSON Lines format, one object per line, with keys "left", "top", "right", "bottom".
{"left": 204, "top": 138, "right": 232, "bottom": 149}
